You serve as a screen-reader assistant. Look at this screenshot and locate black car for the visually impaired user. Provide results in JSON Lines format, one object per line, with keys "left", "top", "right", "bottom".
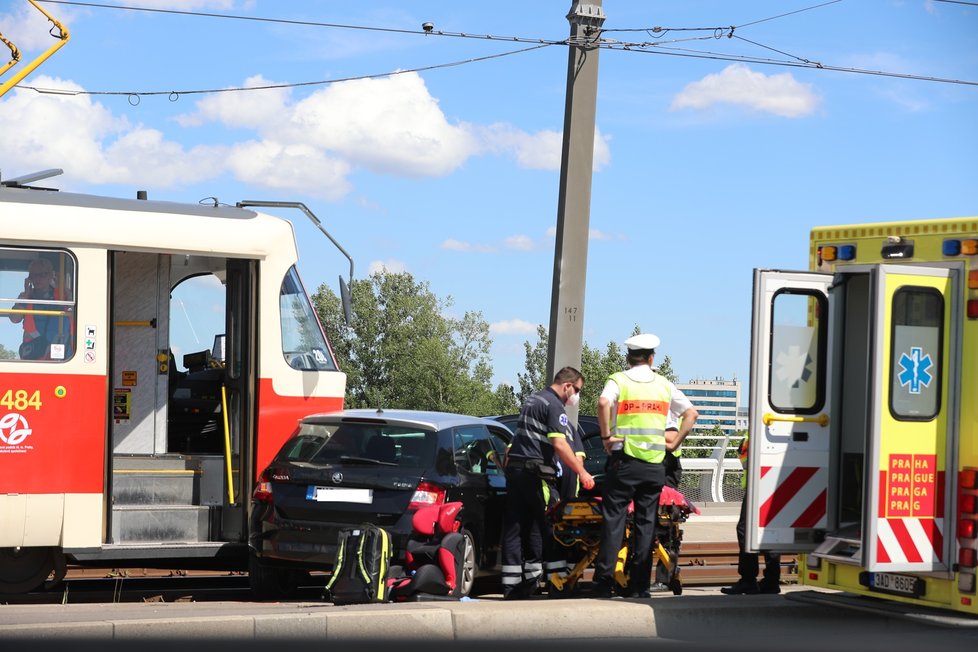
{"left": 489, "top": 414, "right": 609, "bottom": 496}
{"left": 249, "top": 409, "right": 512, "bottom": 598}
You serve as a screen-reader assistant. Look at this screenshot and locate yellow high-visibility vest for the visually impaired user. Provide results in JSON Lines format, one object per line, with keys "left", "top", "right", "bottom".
{"left": 610, "top": 371, "right": 670, "bottom": 463}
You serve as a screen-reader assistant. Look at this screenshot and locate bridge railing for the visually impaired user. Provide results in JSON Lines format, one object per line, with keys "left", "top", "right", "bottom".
{"left": 678, "top": 433, "right": 745, "bottom": 503}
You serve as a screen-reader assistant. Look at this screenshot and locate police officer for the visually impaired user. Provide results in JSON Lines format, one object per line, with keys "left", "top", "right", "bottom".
{"left": 652, "top": 415, "right": 682, "bottom": 591}
{"left": 501, "top": 366, "right": 596, "bottom": 600}
{"left": 590, "top": 333, "right": 699, "bottom": 598}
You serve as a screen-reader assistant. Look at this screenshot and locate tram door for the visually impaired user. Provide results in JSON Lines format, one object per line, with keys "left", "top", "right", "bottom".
{"left": 110, "top": 252, "right": 171, "bottom": 455}
{"left": 107, "top": 252, "right": 256, "bottom": 544}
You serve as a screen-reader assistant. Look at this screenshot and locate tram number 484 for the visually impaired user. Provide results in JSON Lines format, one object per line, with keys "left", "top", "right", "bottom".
{"left": 0, "top": 389, "right": 43, "bottom": 411}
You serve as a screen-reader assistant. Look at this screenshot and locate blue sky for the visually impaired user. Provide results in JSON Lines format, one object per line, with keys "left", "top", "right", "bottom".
{"left": 1, "top": 0, "right": 976, "bottom": 390}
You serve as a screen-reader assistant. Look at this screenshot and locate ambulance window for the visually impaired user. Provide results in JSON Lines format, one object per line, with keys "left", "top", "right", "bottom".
{"left": 280, "top": 266, "right": 337, "bottom": 371}
{"left": 889, "top": 287, "right": 942, "bottom": 421}
{"left": 769, "top": 290, "right": 825, "bottom": 413}
{"left": 0, "top": 248, "right": 76, "bottom": 363}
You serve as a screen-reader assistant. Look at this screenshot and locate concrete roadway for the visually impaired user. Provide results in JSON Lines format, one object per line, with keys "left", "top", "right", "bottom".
{"left": 2, "top": 503, "right": 977, "bottom": 650}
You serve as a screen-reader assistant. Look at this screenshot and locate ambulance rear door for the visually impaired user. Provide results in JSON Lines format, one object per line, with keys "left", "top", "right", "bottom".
{"left": 863, "top": 264, "right": 957, "bottom": 581}
{"left": 747, "top": 269, "right": 834, "bottom": 553}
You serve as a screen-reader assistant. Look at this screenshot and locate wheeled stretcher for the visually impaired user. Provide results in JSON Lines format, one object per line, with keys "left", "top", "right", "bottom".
{"left": 550, "top": 485, "right": 699, "bottom": 596}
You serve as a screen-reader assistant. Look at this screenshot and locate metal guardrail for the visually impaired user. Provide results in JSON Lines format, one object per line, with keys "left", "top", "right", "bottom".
{"left": 678, "top": 433, "right": 745, "bottom": 503}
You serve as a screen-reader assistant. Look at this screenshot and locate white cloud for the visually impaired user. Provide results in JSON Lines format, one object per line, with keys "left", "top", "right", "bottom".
{"left": 117, "top": 0, "right": 241, "bottom": 8}
{"left": 670, "top": 63, "right": 820, "bottom": 118}
{"left": 479, "top": 124, "right": 611, "bottom": 171}
{"left": 225, "top": 140, "right": 352, "bottom": 200}
{"left": 176, "top": 75, "right": 291, "bottom": 128}
{"left": 490, "top": 319, "right": 538, "bottom": 335}
{"left": 504, "top": 235, "right": 537, "bottom": 251}
{"left": 0, "top": 3, "right": 76, "bottom": 52}
{"left": 0, "top": 77, "right": 223, "bottom": 187}
{"left": 2, "top": 67, "right": 614, "bottom": 200}
{"left": 368, "top": 259, "right": 407, "bottom": 275}
{"left": 283, "top": 73, "right": 479, "bottom": 177}
{"left": 441, "top": 239, "right": 497, "bottom": 253}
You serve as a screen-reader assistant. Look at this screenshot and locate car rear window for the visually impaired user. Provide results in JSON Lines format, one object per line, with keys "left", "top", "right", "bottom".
{"left": 276, "top": 422, "right": 437, "bottom": 469}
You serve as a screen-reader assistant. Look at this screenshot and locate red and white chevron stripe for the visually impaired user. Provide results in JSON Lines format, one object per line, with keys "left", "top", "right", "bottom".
{"left": 758, "top": 465, "right": 828, "bottom": 529}
{"left": 875, "top": 518, "right": 944, "bottom": 564}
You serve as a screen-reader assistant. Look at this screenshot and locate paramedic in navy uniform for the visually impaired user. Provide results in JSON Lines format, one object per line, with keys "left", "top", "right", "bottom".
{"left": 589, "top": 333, "right": 698, "bottom": 598}
{"left": 501, "top": 366, "right": 595, "bottom": 600}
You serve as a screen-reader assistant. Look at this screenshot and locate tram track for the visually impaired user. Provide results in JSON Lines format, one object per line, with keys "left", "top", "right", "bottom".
{"left": 1, "top": 542, "right": 796, "bottom": 604}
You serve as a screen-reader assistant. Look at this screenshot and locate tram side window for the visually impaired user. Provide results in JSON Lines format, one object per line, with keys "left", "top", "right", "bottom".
{"left": 769, "top": 290, "right": 826, "bottom": 413}
{"left": 890, "top": 287, "right": 943, "bottom": 420}
{"left": 0, "top": 248, "right": 76, "bottom": 362}
{"left": 280, "top": 266, "right": 337, "bottom": 371}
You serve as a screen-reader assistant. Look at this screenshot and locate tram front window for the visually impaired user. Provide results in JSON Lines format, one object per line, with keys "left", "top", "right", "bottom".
{"left": 280, "top": 266, "right": 336, "bottom": 371}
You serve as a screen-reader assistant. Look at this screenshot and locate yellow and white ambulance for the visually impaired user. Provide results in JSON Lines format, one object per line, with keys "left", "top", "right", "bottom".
{"left": 748, "top": 216, "right": 978, "bottom": 617}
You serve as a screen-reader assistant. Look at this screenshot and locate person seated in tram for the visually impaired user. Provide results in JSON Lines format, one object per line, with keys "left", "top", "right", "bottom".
{"left": 8, "top": 258, "right": 70, "bottom": 360}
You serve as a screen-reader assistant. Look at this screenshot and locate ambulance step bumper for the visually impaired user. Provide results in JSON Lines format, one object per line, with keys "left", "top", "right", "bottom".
{"left": 786, "top": 589, "right": 978, "bottom": 628}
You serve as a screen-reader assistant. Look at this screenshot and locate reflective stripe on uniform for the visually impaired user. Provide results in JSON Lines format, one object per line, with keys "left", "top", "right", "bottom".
{"left": 545, "top": 560, "right": 567, "bottom": 573}
{"left": 611, "top": 371, "right": 671, "bottom": 463}
{"left": 502, "top": 564, "right": 523, "bottom": 586}
{"left": 519, "top": 414, "right": 552, "bottom": 444}
{"left": 523, "top": 562, "right": 543, "bottom": 581}
{"left": 616, "top": 436, "right": 667, "bottom": 451}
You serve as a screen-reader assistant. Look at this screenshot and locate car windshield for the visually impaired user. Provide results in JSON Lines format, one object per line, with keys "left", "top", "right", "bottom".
{"left": 276, "top": 422, "right": 436, "bottom": 469}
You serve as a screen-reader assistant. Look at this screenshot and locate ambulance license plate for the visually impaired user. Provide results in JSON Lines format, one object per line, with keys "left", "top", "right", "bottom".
{"left": 868, "top": 572, "right": 923, "bottom": 598}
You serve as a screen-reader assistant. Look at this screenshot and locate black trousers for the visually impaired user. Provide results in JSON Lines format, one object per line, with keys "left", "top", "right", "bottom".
{"left": 501, "top": 468, "right": 559, "bottom": 595}
{"left": 592, "top": 453, "right": 665, "bottom": 592}
{"left": 736, "top": 488, "right": 781, "bottom": 583}
{"left": 654, "top": 452, "right": 682, "bottom": 585}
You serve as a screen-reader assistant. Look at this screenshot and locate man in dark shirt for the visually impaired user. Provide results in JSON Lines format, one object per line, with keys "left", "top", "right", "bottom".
{"left": 500, "top": 366, "right": 595, "bottom": 600}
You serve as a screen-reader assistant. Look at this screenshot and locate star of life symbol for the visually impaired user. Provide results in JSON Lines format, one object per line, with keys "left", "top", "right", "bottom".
{"left": 898, "top": 346, "right": 933, "bottom": 395}
{"left": 775, "top": 345, "right": 813, "bottom": 389}
{"left": 0, "top": 413, "right": 32, "bottom": 446}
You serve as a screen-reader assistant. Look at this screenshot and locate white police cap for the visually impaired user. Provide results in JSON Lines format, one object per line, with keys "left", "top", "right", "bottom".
{"left": 624, "top": 333, "right": 660, "bottom": 352}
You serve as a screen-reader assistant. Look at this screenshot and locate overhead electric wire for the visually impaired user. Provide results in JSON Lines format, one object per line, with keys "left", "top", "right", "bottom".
{"left": 25, "top": 0, "right": 978, "bottom": 97}
{"left": 600, "top": 41, "right": 978, "bottom": 87}
{"left": 22, "top": 43, "right": 554, "bottom": 101}
{"left": 735, "top": 0, "right": 844, "bottom": 29}
{"left": 35, "top": 0, "right": 563, "bottom": 44}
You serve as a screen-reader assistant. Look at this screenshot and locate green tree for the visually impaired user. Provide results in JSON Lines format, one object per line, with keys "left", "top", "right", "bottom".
{"left": 312, "top": 269, "right": 517, "bottom": 415}
{"left": 516, "top": 325, "right": 548, "bottom": 404}
{"left": 655, "top": 354, "right": 678, "bottom": 383}
{"left": 516, "top": 326, "right": 625, "bottom": 416}
{"left": 683, "top": 423, "right": 726, "bottom": 459}
{"left": 0, "top": 344, "right": 14, "bottom": 360}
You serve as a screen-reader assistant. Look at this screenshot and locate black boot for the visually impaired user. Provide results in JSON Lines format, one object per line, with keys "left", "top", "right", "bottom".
{"left": 720, "top": 579, "right": 759, "bottom": 595}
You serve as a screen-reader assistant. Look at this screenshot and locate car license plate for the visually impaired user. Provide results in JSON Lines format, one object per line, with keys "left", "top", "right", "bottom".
{"left": 868, "top": 572, "right": 924, "bottom": 598}
{"left": 306, "top": 486, "right": 373, "bottom": 504}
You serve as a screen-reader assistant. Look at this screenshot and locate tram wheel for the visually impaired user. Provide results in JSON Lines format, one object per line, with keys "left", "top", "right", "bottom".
{"left": 0, "top": 546, "right": 57, "bottom": 594}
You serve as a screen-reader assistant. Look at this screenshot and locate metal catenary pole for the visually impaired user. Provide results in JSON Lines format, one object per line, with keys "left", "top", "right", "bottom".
{"left": 545, "top": 0, "right": 605, "bottom": 424}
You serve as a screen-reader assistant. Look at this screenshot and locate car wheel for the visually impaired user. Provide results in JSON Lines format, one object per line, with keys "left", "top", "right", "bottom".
{"left": 457, "top": 529, "right": 478, "bottom": 598}
{"left": 248, "top": 553, "right": 300, "bottom": 600}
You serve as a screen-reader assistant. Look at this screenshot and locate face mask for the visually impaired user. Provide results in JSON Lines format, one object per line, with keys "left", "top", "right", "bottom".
{"left": 566, "top": 391, "right": 580, "bottom": 407}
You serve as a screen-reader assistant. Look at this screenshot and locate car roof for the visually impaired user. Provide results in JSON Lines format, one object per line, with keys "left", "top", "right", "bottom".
{"left": 300, "top": 408, "right": 506, "bottom": 432}
{"left": 489, "top": 414, "right": 598, "bottom": 430}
